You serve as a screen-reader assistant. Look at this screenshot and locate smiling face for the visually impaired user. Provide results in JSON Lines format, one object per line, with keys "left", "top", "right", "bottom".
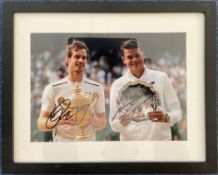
{"left": 122, "top": 48, "right": 145, "bottom": 78}
{"left": 67, "top": 48, "right": 88, "bottom": 75}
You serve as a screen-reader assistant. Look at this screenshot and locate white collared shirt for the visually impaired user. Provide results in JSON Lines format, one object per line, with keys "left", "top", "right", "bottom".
{"left": 41, "top": 77, "right": 105, "bottom": 141}
{"left": 109, "top": 67, "right": 182, "bottom": 140}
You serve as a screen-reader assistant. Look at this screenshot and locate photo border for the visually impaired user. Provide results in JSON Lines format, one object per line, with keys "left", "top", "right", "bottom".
{"left": 2, "top": 1, "right": 217, "bottom": 174}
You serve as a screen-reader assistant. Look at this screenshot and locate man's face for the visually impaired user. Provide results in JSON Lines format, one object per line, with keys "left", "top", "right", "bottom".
{"left": 122, "top": 48, "right": 145, "bottom": 76}
{"left": 67, "top": 49, "right": 88, "bottom": 74}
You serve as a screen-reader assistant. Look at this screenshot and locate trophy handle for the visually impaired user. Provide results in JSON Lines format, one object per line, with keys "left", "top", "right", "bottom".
{"left": 89, "top": 92, "right": 99, "bottom": 114}
{"left": 151, "top": 92, "right": 161, "bottom": 111}
{"left": 75, "top": 92, "right": 99, "bottom": 140}
{"left": 58, "top": 97, "right": 70, "bottom": 109}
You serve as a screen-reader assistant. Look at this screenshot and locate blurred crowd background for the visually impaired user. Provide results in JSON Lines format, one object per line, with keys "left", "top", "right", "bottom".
{"left": 31, "top": 34, "right": 187, "bottom": 141}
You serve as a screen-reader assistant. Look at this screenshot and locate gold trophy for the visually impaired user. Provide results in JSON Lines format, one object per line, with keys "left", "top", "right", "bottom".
{"left": 58, "top": 83, "right": 98, "bottom": 140}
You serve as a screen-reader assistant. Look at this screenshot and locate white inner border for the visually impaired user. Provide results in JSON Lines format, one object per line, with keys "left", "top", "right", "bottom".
{"left": 13, "top": 13, "right": 205, "bottom": 163}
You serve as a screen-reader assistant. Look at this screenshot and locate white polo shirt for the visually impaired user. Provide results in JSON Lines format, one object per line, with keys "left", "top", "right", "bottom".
{"left": 109, "top": 68, "right": 182, "bottom": 141}
{"left": 41, "top": 77, "right": 105, "bottom": 141}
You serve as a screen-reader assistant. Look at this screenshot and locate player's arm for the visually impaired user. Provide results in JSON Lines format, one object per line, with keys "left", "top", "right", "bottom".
{"left": 162, "top": 73, "right": 182, "bottom": 126}
{"left": 148, "top": 73, "right": 182, "bottom": 124}
{"left": 37, "top": 110, "right": 72, "bottom": 132}
{"left": 91, "top": 85, "right": 107, "bottom": 131}
{"left": 91, "top": 112, "right": 107, "bottom": 131}
{"left": 109, "top": 83, "right": 130, "bottom": 131}
{"left": 37, "top": 111, "right": 51, "bottom": 131}
{"left": 147, "top": 110, "right": 169, "bottom": 122}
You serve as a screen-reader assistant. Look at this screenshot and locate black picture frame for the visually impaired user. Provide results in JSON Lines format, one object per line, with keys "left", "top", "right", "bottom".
{"left": 2, "top": 1, "right": 217, "bottom": 174}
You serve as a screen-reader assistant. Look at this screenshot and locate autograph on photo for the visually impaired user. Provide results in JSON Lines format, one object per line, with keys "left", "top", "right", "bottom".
{"left": 46, "top": 99, "right": 91, "bottom": 129}
{"left": 112, "top": 94, "right": 156, "bottom": 122}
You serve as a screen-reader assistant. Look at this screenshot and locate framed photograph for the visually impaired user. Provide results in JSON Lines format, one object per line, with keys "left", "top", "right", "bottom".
{"left": 2, "top": 1, "right": 217, "bottom": 174}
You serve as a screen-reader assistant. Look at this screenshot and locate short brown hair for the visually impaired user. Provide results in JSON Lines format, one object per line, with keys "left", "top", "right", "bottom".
{"left": 66, "top": 39, "right": 89, "bottom": 58}
{"left": 120, "top": 39, "right": 139, "bottom": 56}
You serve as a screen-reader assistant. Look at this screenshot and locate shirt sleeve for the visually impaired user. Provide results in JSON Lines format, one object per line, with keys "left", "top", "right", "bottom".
{"left": 95, "top": 85, "right": 106, "bottom": 114}
{"left": 41, "top": 84, "right": 55, "bottom": 113}
{"left": 163, "top": 73, "right": 182, "bottom": 126}
{"left": 109, "top": 82, "right": 124, "bottom": 132}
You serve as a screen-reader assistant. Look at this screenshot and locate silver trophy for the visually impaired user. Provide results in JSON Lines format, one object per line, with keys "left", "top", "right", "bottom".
{"left": 112, "top": 80, "right": 160, "bottom": 122}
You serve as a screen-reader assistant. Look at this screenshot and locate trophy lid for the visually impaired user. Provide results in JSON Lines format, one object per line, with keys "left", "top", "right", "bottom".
{"left": 71, "top": 82, "right": 92, "bottom": 105}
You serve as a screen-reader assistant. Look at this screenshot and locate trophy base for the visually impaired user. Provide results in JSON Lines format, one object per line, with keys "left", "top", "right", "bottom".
{"left": 75, "top": 133, "right": 91, "bottom": 140}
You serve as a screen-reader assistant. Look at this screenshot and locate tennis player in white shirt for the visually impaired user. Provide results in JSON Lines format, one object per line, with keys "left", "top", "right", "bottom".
{"left": 109, "top": 39, "right": 182, "bottom": 141}
{"left": 37, "top": 40, "right": 106, "bottom": 141}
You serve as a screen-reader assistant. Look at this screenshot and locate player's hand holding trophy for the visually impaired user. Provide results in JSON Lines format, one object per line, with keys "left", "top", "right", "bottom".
{"left": 58, "top": 83, "right": 98, "bottom": 140}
